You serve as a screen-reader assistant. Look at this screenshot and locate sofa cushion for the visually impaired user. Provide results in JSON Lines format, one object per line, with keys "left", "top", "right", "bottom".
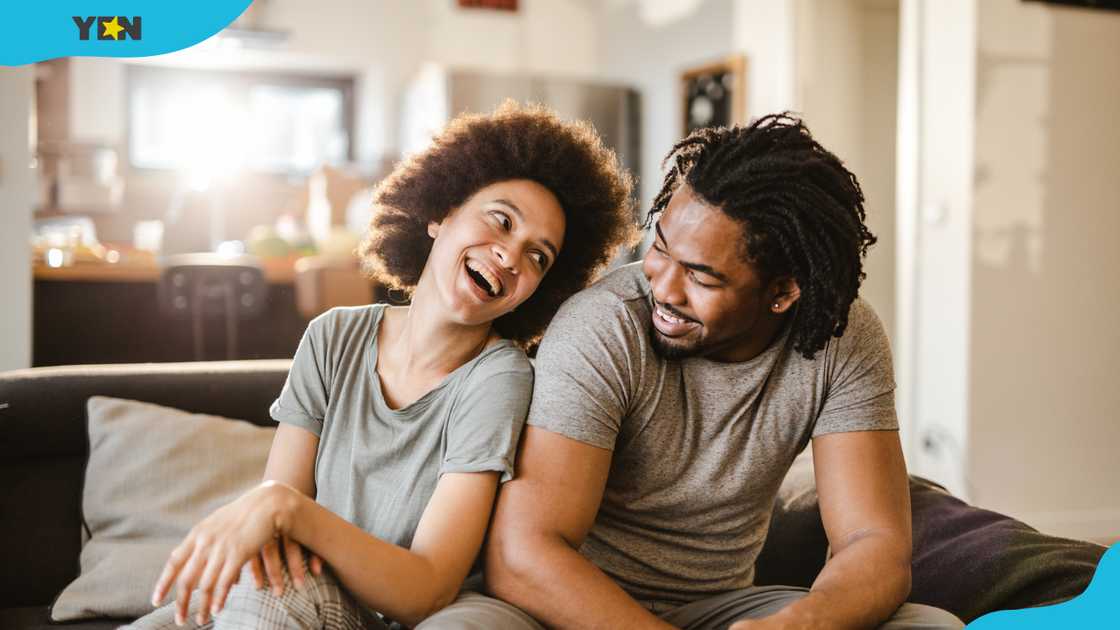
{"left": 754, "top": 453, "right": 1106, "bottom": 623}
{"left": 50, "top": 397, "right": 275, "bottom": 622}
{"left": 0, "top": 360, "right": 290, "bottom": 608}
{"left": 908, "top": 477, "right": 1106, "bottom": 622}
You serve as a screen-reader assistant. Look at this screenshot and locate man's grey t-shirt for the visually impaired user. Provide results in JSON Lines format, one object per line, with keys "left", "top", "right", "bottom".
{"left": 269, "top": 304, "right": 532, "bottom": 550}
{"left": 528, "top": 263, "right": 897, "bottom": 608}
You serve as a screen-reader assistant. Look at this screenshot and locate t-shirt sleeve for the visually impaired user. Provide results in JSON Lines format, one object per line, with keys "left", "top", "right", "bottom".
{"left": 442, "top": 347, "right": 534, "bottom": 483}
{"left": 269, "top": 313, "right": 333, "bottom": 437}
{"left": 526, "top": 290, "right": 640, "bottom": 451}
{"left": 813, "top": 299, "right": 899, "bottom": 437}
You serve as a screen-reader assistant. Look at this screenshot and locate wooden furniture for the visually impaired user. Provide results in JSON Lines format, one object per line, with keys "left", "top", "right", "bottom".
{"left": 31, "top": 256, "right": 392, "bottom": 367}
{"left": 292, "top": 255, "right": 377, "bottom": 320}
{"left": 32, "top": 260, "right": 307, "bottom": 367}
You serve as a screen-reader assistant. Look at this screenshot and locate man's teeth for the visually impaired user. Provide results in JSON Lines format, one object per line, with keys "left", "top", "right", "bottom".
{"left": 656, "top": 306, "right": 689, "bottom": 325}
{"left": 466, "top": 260, "right": 502, "bottom": 296}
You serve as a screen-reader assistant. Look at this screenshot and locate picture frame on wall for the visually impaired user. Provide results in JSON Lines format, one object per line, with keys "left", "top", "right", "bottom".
{"left": 680, "top": 54, "right": 747, "bottom": 137}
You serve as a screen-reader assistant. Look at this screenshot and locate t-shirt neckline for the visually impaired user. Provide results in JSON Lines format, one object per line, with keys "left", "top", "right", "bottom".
{"left": 365, "top": 303, "right": 513, "bottom": 415}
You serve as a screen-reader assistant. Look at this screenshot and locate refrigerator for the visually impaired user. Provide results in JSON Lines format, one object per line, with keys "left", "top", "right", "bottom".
{"left": 400, "top": 63, "right": 643, "bottom": 212}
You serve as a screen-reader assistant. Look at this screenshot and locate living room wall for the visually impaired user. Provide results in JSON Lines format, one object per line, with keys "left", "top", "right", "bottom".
{"left": 0, "top": 68, "right": 33, "bottom": 371}
{"left": 968, "top": 0, "right": 1120, "bottom": 541}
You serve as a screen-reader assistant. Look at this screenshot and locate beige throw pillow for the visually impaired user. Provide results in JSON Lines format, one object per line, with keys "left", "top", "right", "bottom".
{"left": 50, "top": 396, "right": 275, "bottom": 621}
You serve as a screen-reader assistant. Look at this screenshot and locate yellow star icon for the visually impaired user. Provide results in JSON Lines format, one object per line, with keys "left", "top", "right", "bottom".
{"left": 101, "top": 16, "right": 124, "bottom": 40}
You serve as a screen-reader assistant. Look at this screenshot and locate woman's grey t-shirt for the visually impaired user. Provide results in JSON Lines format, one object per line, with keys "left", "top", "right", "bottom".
{"left": 269, "top": 304, "right": 532, "bottom": 550}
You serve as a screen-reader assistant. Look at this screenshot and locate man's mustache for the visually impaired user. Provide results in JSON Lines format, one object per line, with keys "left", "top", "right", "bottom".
{"left": 652, "top": 298, "right": 698, "bottom": 323}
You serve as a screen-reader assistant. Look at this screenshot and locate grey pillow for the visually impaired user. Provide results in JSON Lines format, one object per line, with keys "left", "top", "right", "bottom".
{"left": 50, "top": 396, "right": 275, "bottom": 621}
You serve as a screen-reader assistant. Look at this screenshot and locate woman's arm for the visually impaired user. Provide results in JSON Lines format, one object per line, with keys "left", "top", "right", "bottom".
{"left": 288, "top": 470, "right": 501, "bottom": 627}
{"left": 254, "top": 423, "right": 324, "bottom": 597}
{"left": 153, "top": 425, "right": 326, "bottom": 625}
{"left": 263, "top": 423, "right": 319, "bottom": 497}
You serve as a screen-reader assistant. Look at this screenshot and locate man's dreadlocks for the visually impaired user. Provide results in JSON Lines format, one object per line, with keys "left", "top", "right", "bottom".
{"left": 647, "top": 113, "right": 877, "bottom": 359}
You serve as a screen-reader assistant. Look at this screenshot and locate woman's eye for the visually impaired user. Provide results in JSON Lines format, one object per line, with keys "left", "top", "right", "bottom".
{"left": 491, "top": 211, "right": 511, "bottom": 230}
{"left": 532, "top": 252, "right": 548, "bottom": 269}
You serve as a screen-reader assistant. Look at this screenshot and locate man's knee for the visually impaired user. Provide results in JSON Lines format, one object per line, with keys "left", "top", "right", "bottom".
{"left": 881, "top": 603, "right": 964, "bottom": 629}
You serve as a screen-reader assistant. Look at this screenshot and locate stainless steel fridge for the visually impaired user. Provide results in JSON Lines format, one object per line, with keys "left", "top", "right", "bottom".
{"left": 400, "top": 63, "right": 642, "bottom": 219}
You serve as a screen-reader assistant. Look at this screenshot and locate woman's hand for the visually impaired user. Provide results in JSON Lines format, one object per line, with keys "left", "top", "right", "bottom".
{"left": 149, "top": 481, "right": 306, "bottom": 626}
{"left": 247, "top": 535, "right": 325, "bottom": 600}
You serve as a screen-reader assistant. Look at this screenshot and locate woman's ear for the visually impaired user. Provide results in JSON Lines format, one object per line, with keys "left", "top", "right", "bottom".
{"left": 427, "top": 221, "right": 440, "bottom": 239}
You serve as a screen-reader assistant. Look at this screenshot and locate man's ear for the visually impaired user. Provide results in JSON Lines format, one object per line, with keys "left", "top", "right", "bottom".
{"left": 427, "top": 221, "right": 440, "bottom": 239}
{"left": 769, "top": 276, "right": 801, "bottom": 314}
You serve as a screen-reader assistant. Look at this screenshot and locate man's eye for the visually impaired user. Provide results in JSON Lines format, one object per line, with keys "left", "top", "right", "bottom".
{"left": 688, "top": 271, "right": 715, "bottom": 288}
{"left": 531, "top": 251, "right": 548, "bottom": 269}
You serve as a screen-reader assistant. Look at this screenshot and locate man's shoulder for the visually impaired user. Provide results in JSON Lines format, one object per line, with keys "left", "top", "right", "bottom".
{"left": 829, "top": 297, "right": 889, "bottom": 353}
{"left": 560, "top": 262, "right": 651, "bottom": 321}
{"left": 538, "top": 262, "right": 652, "bottom": 357}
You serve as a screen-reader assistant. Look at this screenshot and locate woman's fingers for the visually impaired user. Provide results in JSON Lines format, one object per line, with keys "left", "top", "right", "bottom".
{"left": 282, "top": 535, "right": 307, "bottom": 590}
{"left": 173, "top": 543, "right": 209, "bottom": 626}
{"left": 261, "top": 538, "right": 286, "bottom": 597}
{"left": 309, "top": 552, "right": 323, "bottom": 576}
{"left": 250, "top": 553, "right": 265, "bottom": 589}
{"left": 194, "top": 550, "right": 229, "bottom": 625}
{"left": 151, "top": 541, "right": 192, "bottom": 607}
{"left": 211, "top": 559, "right": 246, "bottom": 619}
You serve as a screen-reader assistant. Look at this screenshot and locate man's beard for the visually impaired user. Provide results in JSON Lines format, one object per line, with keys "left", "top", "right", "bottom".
{"left": 648, "top": 326, "right": 704, "bottom": 360}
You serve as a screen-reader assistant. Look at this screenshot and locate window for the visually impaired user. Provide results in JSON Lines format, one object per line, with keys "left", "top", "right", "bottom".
{"left": 127, "top": 66, "right": 354, "bottom": 177}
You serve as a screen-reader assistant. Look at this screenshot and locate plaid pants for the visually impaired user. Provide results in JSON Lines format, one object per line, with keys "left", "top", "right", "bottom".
{"left": 120, "top": 553, "right": 388, "bottom": 630}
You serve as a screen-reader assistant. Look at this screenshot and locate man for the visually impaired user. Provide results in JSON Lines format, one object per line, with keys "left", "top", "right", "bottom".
{"left": 421, "top": 114, "right": 963, "bottom": 629}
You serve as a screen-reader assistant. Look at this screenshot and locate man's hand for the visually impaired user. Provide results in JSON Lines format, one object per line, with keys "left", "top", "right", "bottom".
{"left": 150, "top": 481, "right": 307, "bottom": 626}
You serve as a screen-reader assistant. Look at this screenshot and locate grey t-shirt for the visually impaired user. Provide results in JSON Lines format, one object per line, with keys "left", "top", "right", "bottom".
{"left": 527, "top": 263, "right": 897, "bottom": 608}
{"left": 270, "top": 304, "right": 533, "bottom": 550}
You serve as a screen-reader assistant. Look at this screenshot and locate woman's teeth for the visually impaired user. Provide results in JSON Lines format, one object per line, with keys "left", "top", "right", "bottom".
{"left": 466, "top": 260, "right": 502, "bottom": 296}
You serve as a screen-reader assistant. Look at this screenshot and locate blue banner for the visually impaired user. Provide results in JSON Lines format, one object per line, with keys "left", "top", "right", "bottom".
{"left": 1, "top": 2, "right": 253, "bottom": 66}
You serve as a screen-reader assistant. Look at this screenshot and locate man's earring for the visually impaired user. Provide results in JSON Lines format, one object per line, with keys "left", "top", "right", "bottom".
{"left": 773, "top": 302, "right": 781, "bottom": 311}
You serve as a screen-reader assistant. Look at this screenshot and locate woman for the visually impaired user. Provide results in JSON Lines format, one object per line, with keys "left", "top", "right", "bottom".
{"left": 127, "top": 102, "right": 635, "bottom": 629}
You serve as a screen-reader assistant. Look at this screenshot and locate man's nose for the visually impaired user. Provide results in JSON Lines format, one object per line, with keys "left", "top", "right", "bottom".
{"left": 651, "top": 264, "right": 686, "bottom": 305}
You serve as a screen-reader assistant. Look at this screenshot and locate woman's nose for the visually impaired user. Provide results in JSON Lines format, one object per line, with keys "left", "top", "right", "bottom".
{"left": 492, "top": 243, "right": 518, "bottom": 274}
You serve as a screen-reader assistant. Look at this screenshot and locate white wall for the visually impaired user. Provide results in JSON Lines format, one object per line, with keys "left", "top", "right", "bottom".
{"left": 968, "top": 0, "right": 1120, "bottom": 540}
{"left": 0, "top": 67, "right": 34, "bottom": 371}
{"left": 732, "top": 0, "right": 798, "bottom": 119}
{"left": 427, "top": 0, "right": 598, "bottom": 78}
{"left": 594, "top": 0, "right": 813, "bottom": 212}
{"left": 898, "top": 0, "right": 1120, "bottom": 539}
{"left": 795, "top": 0, "right": 899, "bottom": 347}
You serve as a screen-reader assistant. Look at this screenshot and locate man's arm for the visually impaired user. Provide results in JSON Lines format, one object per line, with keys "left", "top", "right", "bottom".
{"left": 484, "top": 426, "right": 676, "bottom": 630}
{"left": 739, "top": 430, "right": 911, "bottom": 629}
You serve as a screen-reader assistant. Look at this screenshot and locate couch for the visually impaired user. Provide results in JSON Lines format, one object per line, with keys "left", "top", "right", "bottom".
{"left": 0, "top": 361, "right": 1106, "bottom": 629}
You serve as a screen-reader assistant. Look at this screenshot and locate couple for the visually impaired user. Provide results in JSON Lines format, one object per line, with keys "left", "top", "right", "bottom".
{"left": 127, "top": 103, "right": 963, "bottom": 630}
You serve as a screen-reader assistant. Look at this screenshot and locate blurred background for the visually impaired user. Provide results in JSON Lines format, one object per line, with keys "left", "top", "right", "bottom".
{"left": 0, "top": 0, "right": 1116, "bottom": 543}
